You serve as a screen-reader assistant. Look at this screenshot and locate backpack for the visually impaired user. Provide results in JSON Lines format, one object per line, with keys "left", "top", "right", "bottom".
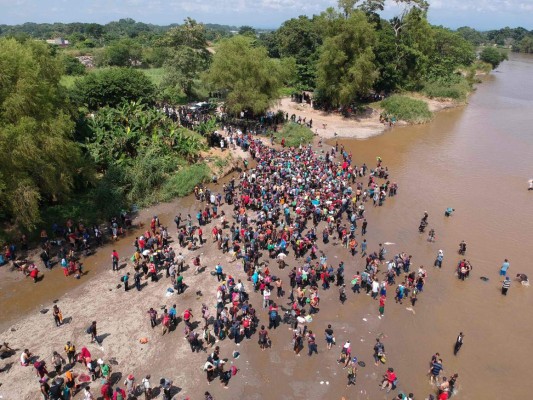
{"left": 269, "top": 310, "right": 278, "bottom": 320}
{"left": 116, "top": 392, "right": 124, "bottom": 400}
{"left": 86, "top": 325, "right": 92, "bottom": 334}
{"left": 231, "top": 365, "right": 238, "bottom": 376}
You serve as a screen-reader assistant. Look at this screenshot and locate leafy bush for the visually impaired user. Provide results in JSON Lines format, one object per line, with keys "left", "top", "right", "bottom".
{"left": 160, "top": 164, "right": 211, "bottom": 200}
{"left": 63, "top": 54, "right": 86, "bottom": 76}
{"left": 479, "top": 47, "right": 508, "bottom": 69}
{"left": 422, "top": 76, "right": 471, "bottom": 100}
{"left": 381, "top": 95, "right": 432, "bottom": 124}
{"left": 274, "top": 123, "right": 314, "bottom": 147}
{"left": 71, "top": 67, "right": 156, "bottom": 110}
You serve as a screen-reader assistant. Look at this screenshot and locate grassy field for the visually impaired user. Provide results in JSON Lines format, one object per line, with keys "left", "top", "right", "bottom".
{"left": 60, "top": 67, "right": 165, "bottom": 88}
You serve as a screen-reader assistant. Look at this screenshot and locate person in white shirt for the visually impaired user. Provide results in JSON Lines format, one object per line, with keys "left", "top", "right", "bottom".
{"left": 263, "top": 287, "right": 271, "bottom": 309}
{"left": 83, "top": 386, "right": 94, "bottom": 400}
{"left": 141, "top": 375, "right": 152, "bottom": 400}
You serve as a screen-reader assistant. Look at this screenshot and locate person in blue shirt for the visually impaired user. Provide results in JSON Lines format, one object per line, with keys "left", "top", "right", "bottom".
{"left": 500, "top": 259, "right": 510, "bottom": 276}
{"left": 444, "top": 207, "right": 455, "bottom": 217}
{"left": 215, "top": 263, "right": 223, "bottom": 282}
{"left": 168, "top": 304, "right": 177, "bottom": 326}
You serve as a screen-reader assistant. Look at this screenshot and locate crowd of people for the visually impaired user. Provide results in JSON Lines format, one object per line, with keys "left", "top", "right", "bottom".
{"left": 2, "top": 117, "right": 527, "bottom": 400}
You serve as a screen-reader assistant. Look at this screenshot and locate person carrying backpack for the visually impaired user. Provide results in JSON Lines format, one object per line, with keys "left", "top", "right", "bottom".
{"left": 268, "top": 304, "right": 279, "bottom": 329}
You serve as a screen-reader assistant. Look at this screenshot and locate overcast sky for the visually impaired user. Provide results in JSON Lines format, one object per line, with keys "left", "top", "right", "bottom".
{"left": 1, "top": 0, "right": 532, "bottom": 30}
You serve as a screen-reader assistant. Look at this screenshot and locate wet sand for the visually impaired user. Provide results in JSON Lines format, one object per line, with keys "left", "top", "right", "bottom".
{"left": 2, "top": 53, "right": 533, "bottom": 400}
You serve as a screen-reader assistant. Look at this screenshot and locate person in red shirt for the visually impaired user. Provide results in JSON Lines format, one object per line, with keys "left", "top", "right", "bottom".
{"left": 111, "top": 250, "right": 119, "bottom": 271}
{"left": 112, "top": 386, "right": 126, "bottom": 400}
{"left": 29, "top": 267, "right": 39, "bottom": 283}
{"left": 198, "top": 227, "right": 203, "bottom": 244}
{"left": 379, "top": 294, "right": 386, "bottom": 318}
{"left": 438, "top": 391, "right": 449, "bottom": 400}
{"left": 380, "top": 367, "right": 396, "bottom": 393}
{"left": 101, "top": 382, "right": 112, "bottom": 400}
{"left": 183, "top": 308, "right": 193, "bottom": 328}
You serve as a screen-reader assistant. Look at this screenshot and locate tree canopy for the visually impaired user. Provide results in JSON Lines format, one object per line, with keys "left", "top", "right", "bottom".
{"left": 205, "top": 36, "right": 286, "bottom": 115}
{"left": 315, "top": 11, "right": 378, "bottom": 107}
{"left": 480, "top": 47, "right": 508, "bottom": 69}
{"left": 0, "top": 38, "right": 82, "bottom": 228}
{"left": 71, "top": 67, "right": 156, "bottom": 110}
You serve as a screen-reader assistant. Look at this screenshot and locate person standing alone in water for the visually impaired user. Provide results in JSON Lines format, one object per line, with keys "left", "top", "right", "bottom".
{"left": 453, "top": 332, "right": 464, "bottom": 355}
{"left": 499, "top": 259, "right": 510, "bottom": 276}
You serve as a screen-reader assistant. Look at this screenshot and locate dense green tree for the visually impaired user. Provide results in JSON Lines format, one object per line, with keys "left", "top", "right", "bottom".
{"left": 159, "top": 18, "right": 209, "bottom": 58}
{"left": 159, "top": 18, "right": 211, "bottom": 99}
{"left": 62, "top": 54, "right": 86, "bottom": 76}
{"left": 238, "top": 26, "right": 256, "bottom": 36}
{"left": 71, "top": 67, "right": 156, "bottom": 110}
{"left": 480, "top": 47, "right": 508, "bottom": 69}
{"left": 96, "top": 38, "right": 142, "bottom": 67}
{"left": 276, "top": 16, "right": 322, "bottom": 87}
{"left": 428, "top": 27, "right": 475, "bottom": 77}
{"left": 86, "top": 101, "right": 205, "bottom": 168}
{"left": 457, "top": 26, "right": 486, "bottom": 46}
{"left": 0, "top": 38, "right": 82, "bottom": 228}
{"left": 205, "top": 36, "right": 285, "bottom": 115}
{"left": 315, "top": 11, "right": 377, "bottom": 107}
{"left": 162, "top": 46, "right": 210, "bottom": 99}
{"left": 517, "top": 36, "right": 533, "bottom": 53}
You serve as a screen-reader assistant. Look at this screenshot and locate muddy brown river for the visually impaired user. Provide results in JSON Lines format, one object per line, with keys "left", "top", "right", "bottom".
{"left": 1, "top": 53, "right": 532, "bottom": 399}
{"left": 236, "top": 53, "right": 533, "bottom": 400}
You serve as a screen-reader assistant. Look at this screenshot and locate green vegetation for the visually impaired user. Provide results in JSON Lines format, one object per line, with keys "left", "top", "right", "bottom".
{"left": 205, "top": 35, "right": 290, "bottom": 115}
{"left": 422, "top": 76, "right": 471, "bottom": 101}
{"left": 315, "top": 11, "right": 377, "bottom": 108}
{"left": 0, "top": 10, "right": 520, "bottom": 233}
{"left": 160, "top": 164, "right": 211, "bottom": 200}
{"left": 141, "top": 67, "right": 165, "bottom": 86}
{"left": 71, "top": 67, "right": 156, "bottom": 110}
{"left": 274, "top": 123, "right": 314, "bottom": 147}
{"left": 0, "top": 38, "right": 84, "bottom": 229}
{"left": 159, "top": 19, "right": 212, "bottom": 101}
{"left": 60, "top": 67, "right": 165, "bottom": 89}
{"left": 479, "top": 47, "right": 508, "bottom": 69}
{"left": 380, "top": 95, "right": 432, "bottom": 124}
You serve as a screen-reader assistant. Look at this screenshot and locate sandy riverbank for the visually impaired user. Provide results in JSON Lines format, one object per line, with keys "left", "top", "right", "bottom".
{"left": 1, "top": 96, "right": 460, "bottom": 400}
{"left": 273, "top": 95, "right": 461, "bottom": 140}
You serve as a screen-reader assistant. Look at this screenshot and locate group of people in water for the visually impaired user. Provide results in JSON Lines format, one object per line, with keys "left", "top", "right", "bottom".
{"left": 3, "top": 115, "right": 528, "bottom": 400}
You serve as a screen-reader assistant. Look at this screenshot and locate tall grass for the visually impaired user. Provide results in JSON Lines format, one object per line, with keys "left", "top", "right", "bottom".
{"left": 380, "top": 95, "right": 432, "bottom": 124}
{"left": 274, "top": 123, "right": 314, "bottom": 147}
{"left": 160, "top": 164, "right": 211, "bottom": 201}
{"left": 422, "top": 79, "right": 471, "bottom": 101}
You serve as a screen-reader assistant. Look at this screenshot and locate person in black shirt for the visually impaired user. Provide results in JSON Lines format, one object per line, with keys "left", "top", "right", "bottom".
{"left": 454, "top": 332, "right": 464, "bottom": 355}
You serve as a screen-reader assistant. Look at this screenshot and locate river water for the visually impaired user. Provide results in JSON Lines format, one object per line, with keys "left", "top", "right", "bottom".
{"left": 336, "top": 53, "right": 533, "bottom": 399}
{"left": 2, "top": 54, "right": 532, "bottom": 399}
{"left": 237, "top": 53, "right": 533, "bottom": 400}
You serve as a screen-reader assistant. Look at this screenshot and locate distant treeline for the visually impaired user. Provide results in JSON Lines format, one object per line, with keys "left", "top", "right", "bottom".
{"left": 0, "top": 19, "right": 531, "bottom": 53}
{"left": 457, "top": 26, "right": 533, "bottom": 53}
{"left": 0, "top": 19, "right": 263, "bottom": 45}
